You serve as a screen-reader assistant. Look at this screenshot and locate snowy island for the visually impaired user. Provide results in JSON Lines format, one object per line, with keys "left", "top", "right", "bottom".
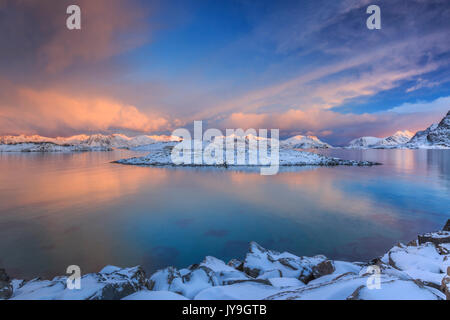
{"left": 1, "top": 220, "right": 449, "bottom": 300}
{"left": 114, "top": 140, "right": 379, "bottom": 168}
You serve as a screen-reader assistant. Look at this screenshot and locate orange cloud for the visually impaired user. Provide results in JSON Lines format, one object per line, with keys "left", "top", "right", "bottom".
{"left": 0, "top": 86, "right": 168, "bottom": 135}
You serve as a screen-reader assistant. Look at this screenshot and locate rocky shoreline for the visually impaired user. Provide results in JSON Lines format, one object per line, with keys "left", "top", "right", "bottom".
{"left": 1, "top": 220, "right": 449, "bottom": 300}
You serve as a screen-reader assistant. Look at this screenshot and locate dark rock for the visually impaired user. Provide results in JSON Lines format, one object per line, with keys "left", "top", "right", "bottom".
{"left": 90, "top": 266, "right": 149, "bottom": 300}
{"left": 443, "top": 219, "right": 450, "bottom": 232}
{"left": 0, "top": 269, "right": 13, "bottom": 300}
{"left": 223, "top": 278, "right": 271, "bottom": 286}
{"left": 227, "top": 259, "right": 244, "bottom": 271}
{"left": 418, "top": 231, "right": 450, "bottom": 246}
{"left": 312, "top": 260, "right": 335, "bottom": 278}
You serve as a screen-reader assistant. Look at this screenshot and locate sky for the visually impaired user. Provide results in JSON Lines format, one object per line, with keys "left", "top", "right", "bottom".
{"left": 0, "top": 0, "right": 449, "bottom": 145}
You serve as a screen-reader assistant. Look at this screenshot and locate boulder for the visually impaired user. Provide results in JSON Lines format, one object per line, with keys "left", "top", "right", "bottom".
{"left": 9, "top": 266, "right": 148, "bottom": 300}
{"left": 418, "top": 231, "right": 450, "bottom": 246}
{"left": 242, "top": 242, "right": 326, "bottom": 283}
{"left": 381, "top": 242, "right": 448, "bottom": 290}
{"left": 312, "top": 260, "right": 335, "bottom": 278}
{"left": 148, "top": 256, "right": 250, "bottom": 299}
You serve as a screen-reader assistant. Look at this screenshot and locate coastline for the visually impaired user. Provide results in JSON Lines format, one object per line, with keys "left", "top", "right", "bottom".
{"left": 2, "top": 220, "right": 449, "bottom": 300}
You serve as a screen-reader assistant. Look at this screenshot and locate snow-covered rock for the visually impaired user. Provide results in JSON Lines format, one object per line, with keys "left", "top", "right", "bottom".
{"left": 418, "top": 231, "right": 450, "bottom": 246}
{"left": 281, "top": 135, "right": 332, "bottom": 149}
{"left": 381, "top": 243, "right": 447, "bottom": 289}
{"left": 267, "top": 277, "right": 305, "bottom": 288}
{"left": 266, "top": 273, "right": 442, "bottom": 300}
{"left": 407, "top": 110, "right": 450, "bottom": 148}
{"left": 243, "top": 242, "right": 328, "bottom": 282}
{"left": 3, "top": 221, "right": 450, "bottom": 300}
{"left": 9, "top": 266, "right": 148, "bottom": 300}
{"left": 148, "top": 256, "right": 252, "bottom": 299}
{"left": 346, "top": 278, "right": 444, "bottom": 300}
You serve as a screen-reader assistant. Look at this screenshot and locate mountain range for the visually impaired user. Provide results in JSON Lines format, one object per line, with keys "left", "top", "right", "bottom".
{"left": 347, "top": 131, "right": 414, "bottom": 149}
{"left": 347, "top": 110, "right": 449, "bottom": 149}
{"left": 0, "top": 110, "right": 448, "bottom": 151}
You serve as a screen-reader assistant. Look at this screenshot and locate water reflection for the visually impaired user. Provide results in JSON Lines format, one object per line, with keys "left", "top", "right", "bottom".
{"left": 0, "top": 150, "right": 448, "bottom": 279}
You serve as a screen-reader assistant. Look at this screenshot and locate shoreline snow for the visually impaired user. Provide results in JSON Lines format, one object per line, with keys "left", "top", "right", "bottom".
{"left": 1, "top": 220, "right": 449, "bottom": 300}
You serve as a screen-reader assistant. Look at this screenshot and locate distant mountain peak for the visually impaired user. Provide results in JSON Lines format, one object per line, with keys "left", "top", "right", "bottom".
{"left": 407, "top": 110, "right": 450, "bottom": 148}
{"left": 347, "top": 130, "right": 413, "bottom": 149}
{"left": 282, "top": 135, "right": 332, "bottom": 149}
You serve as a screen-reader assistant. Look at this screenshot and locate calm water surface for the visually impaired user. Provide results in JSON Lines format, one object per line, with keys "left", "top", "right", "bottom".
{"left": 0, "top": 149, "right": 449, "bottom": 278}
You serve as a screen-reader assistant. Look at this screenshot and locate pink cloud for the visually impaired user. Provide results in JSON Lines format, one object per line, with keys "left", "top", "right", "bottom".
{"left": 0, "top": 85, "right": 169, "bottom": 136}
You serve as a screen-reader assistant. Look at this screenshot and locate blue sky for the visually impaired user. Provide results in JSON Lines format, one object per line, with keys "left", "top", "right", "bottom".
{"left": 0, "top": 0, "right": 449, "bottom": 145}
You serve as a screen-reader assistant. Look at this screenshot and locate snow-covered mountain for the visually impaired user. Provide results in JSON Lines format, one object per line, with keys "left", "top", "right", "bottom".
{"left": 381, "top": 130, "right": 414, "bottom": 146}
{"left": 281, "top": 135, "right": 332, "bottom": 149}
{"left": 347, "top": 130, "right": 414, "bottom": 149}
{"left": 406, "top": 110, "right": 450, "bottom": 148}
{"left": 347, "top": 136, "right": 383, "bottom": 149}
{"left": 0, "top": 133, "right": 180, "bottom": 152}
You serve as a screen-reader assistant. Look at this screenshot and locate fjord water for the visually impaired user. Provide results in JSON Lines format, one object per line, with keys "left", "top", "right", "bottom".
{"left": 0, "top": 149, "right": 449, "bottom": 279}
